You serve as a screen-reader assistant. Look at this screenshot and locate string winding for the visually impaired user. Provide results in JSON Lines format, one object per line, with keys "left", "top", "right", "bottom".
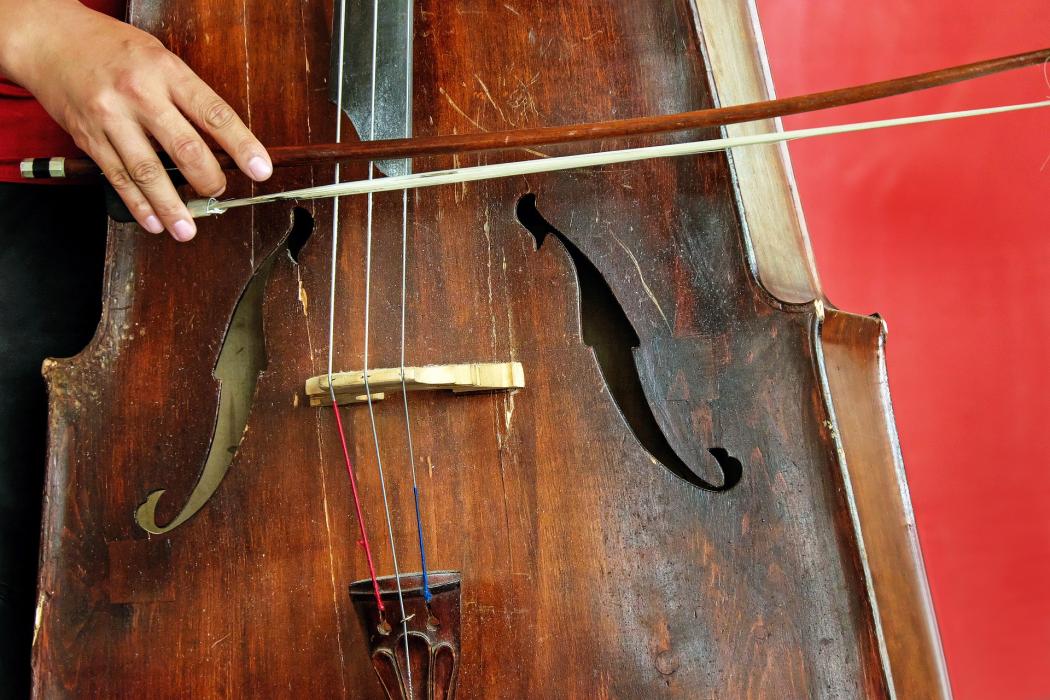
{"left": 395, "top": 0, "right": 434, "bottom": 604}
{"left": 326, "top": 0, "right": 385, "bottom": 614}
{"left": 359, "top": 0, "right": 414, "bottom": 694}
{"left": 326, "top": 4, "right": 428, "bottom": 696}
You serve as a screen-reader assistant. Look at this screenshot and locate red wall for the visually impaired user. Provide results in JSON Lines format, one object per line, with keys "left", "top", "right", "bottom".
{"left": 754, "top": 2, "right": 1050, "bottom": 698}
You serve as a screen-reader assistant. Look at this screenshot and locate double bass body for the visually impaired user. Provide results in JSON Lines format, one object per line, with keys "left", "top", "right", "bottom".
{"left": 33, "top": 0, "right": 948, "bottom": 697}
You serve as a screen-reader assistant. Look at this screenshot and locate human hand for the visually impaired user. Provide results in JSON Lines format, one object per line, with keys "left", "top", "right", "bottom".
{"left": 0, "top": 0, "right": 271, "bottom": 241}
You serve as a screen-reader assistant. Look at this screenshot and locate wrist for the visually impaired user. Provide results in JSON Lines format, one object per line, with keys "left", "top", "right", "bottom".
{"left": 0, "top": 0, "right": 86, "bottom": 89}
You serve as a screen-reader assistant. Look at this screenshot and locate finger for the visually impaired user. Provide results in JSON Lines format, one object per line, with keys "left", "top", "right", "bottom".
{"left": 143, "top": 106, "right": 226, "bottom": 197}
{"left": 105, "top": 121, "right": 197, "bottom": 242}
{"left": 170, "top": 71, "right": 272, "bottom": 182}
{"left": 88, "top": 136, "right": 164, "bottom": 234}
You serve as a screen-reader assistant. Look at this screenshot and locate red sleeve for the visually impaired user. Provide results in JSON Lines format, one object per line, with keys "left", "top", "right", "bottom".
{"left": 0, "top": 0, "right": 126, "bottom": 182}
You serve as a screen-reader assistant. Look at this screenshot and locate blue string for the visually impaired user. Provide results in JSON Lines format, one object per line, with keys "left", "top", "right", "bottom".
{"left": 412, "top": 485, "right": 432, "bottom": 603}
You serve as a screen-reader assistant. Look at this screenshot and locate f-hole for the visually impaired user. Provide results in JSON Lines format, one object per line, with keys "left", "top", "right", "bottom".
{"left": 135, "top": 209, "right": 315, "bottom": 533}
{"left": 287, "top": 207, "right": 314, "bottom": 263}
{"left": 515, "top": 194, "right": 741, "bottom": 492}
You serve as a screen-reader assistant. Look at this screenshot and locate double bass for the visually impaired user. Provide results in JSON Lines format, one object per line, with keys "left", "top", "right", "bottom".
{"left": 36, "top": 0, "right": 1020, "bottom": 696}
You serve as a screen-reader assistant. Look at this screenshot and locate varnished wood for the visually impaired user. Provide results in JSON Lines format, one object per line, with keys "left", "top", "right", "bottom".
{"left": 820, "top": 310, "right": 952, "bottom": 698}
{"left": 32, "top": 0, "right": 950, "bottom": 697}
{"left": 695, "top": 0, "right": 822, "bottom": 304}
{"left": 702, "top": 5, "right": 950, "bottom": 692}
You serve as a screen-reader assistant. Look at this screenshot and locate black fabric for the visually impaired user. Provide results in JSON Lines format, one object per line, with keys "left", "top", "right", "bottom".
{"left": 0, "top": 183, "right": 106, "bottom": 699}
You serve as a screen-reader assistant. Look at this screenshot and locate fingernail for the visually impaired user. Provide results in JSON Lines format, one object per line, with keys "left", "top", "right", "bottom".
{"left": 144, "top": 215, "right": 164, "bottom": 234}
{"left": 172, "top": 219, "right": 196, "bottom": 242}
{"left": 248, "top": 155, "right": 272, "bottom": 180}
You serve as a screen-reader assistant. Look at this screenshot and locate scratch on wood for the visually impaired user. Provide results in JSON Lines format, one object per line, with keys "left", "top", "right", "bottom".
{"left": 504, "top": 391, "right": 515, "bottom": 434}
{"left": 32, "top": 591, "right": 48, "bottom": 647}
{"left": 509, "top": 72, "right": 541, "bottom": 124}
{"left": 520, "top": 147, "right": 550, "bottom": 159}
{"left": 240, "top": 0, "right": 256, "bottom": 269}
{"left": 483, "top": 204, "right": 498, "bottom": 358}
{"left": 296, "top": 266, "right": 309, "bottom": 316}
{"left": 240, "top": 0, "right": 252, "bottom": 130}
{"left": 474, "top": 74, "right": 511, "bottom": 126}
{"left": 493, "top": 414, "right": 515, "bottom": 572}
{"left": 297, "top": 0, "right": 312, "bottom": 144}
{"left": 440, "top": 86, "right": 488, "bottom": 132}
{"left": 299, "top": 268, "right": 316, "bottom": 366}
{"left": 452, "top": 151, "right": 466, "bottom": 203}
{"left": 314, "top": 407, "right": 349, "bottom": 690}
{"left": 501, "top": 250, "right": 517, "bottom": 358}
{"left": 610, "top": 232, "right": 671, "bottom": 332}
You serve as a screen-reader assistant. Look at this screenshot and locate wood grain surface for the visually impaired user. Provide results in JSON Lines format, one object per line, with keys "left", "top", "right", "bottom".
{"left": 32, "top": 0, "right": 944, "bottom": 697}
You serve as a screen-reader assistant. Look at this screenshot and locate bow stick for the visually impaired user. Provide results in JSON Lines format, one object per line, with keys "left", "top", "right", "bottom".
{"left": 188, "top": 99, "right": 1050, "bottom": 217}
{"left": 16, "top": 47, "right": 1050, "bottom": 179}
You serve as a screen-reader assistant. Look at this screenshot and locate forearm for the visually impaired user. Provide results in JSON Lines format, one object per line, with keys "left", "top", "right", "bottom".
{"left": 0, "top": 0, "right": 89, "bottom": 89}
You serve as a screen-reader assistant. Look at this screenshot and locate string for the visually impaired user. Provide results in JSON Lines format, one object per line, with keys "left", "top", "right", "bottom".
{"left": 327, "top": 0, "right": 384, "bottom": 612}
{"left": 188, "top": 98, "right": 1050, "bottom": 217}
{"left": 361, "top": 0, "right": 414, "bottom": 693}
{"left": 330, "top": 399, "right": 384, "bottom": 610}
{"left": 396, "top": 0, "right": 433, "bottom": 604}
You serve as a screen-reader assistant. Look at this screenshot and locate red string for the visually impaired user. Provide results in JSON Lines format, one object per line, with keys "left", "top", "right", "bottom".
{"left": 330, "top": 402, "right": 385, "bottom": 613}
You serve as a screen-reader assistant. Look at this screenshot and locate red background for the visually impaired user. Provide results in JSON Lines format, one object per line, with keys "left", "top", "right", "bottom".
{"left": 755, "top": 2, "right": 1050, "bottom": 698}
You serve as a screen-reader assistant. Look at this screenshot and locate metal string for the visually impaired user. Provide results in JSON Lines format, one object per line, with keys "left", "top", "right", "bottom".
{"left": 327, "top": 0, "right": 384, "bottom": 612}
{"left": 396, "top": 0, "right": 433, "bottom": 604}
{"left": 361, "top": 0, "right": 414, "bottom": 694}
